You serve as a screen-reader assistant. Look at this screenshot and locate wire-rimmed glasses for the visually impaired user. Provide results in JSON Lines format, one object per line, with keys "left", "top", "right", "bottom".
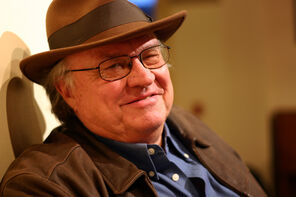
{"left": 68, "top": 44, "right": 170, "bottom": 81}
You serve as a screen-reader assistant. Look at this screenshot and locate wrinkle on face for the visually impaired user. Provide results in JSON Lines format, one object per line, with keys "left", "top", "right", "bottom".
{"left": 59, "top": 34, "right": 174, "bottom": 145}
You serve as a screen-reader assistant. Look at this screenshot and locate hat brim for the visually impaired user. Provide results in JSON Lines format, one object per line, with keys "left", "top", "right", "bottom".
{"left": 20, "top": 11, "right": 187, "bottom": 84}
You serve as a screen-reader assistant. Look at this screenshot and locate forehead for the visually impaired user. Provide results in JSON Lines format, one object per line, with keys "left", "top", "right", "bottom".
{"left": 64, "top": 34, "right": 159, "bottom": 66}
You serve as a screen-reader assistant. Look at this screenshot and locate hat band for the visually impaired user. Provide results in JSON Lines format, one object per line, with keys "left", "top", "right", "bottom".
{"left": 48, "top": 0, "right": 151, "bottom": 50}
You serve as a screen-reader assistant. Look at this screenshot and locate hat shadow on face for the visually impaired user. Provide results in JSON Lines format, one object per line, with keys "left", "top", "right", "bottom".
{"left": 0, "top": 32, "right": 45, "bottom": 159}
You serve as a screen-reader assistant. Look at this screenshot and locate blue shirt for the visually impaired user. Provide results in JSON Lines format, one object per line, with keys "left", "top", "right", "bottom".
{"left": 94, "top": 124, "right": 239, "bottom": 197}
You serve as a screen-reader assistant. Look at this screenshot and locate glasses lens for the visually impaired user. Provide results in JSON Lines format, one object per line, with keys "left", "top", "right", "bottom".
{"left": 98, "top": 45, "right": 170, "bottom": 81}
{"left": 141, "top": 45, "right": 169, "bottom": 69}
{"left": 100, "top": 56, "right": 131, "bottom": 81}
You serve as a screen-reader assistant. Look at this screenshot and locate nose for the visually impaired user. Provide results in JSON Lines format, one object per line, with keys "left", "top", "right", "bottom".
{"left": 126, "top": 58, "right": 155, "bottom": 88}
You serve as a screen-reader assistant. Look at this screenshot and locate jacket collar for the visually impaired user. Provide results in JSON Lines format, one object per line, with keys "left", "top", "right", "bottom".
{"left": 63, "top": 106, "right": 260, "bottom": 196}
{"left": 63, "top": 118, "right": 157, "bottom": 195}
{"left": 63, "top": 109, "right": 212, "bottom": 195}
{"left": 167, "top": 107, "right": 257, "bottom": 196}
{"left": 167, "top": 106, "right": 211, "bottom": 148}
{"left": 63, "top": 108, "right": 215, "bottom": 194}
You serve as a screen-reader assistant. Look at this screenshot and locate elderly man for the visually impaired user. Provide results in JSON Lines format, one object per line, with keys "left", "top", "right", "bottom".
{"left": 1, "top": 0, "right": 266, "bottom": 196}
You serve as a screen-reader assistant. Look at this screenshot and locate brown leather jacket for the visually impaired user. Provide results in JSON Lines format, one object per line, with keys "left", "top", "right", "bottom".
{"left": 0, "top": 107, "right": 267, "bottom": 196}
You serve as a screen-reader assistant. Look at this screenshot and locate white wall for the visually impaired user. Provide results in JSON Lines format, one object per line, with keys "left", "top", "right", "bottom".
{"left": 0, "top": 0, "right": 59, "bottom": 178}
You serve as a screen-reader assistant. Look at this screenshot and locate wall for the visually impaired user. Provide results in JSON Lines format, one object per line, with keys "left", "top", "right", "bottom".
{"left": 159, "top": 0, "right": 296, "bottom": 194}
{"left": 0, "top": 0, "right": 59, "bottom": 178}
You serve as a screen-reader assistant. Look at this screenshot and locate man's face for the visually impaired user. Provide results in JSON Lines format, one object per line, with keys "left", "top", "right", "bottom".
{"left": 59, "top": 35, "right": 174, "bottom": 144}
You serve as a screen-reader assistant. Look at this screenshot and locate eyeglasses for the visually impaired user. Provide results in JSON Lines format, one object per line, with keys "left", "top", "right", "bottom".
{"left": 68, "top": 44, "right": 170, "bottom": 81}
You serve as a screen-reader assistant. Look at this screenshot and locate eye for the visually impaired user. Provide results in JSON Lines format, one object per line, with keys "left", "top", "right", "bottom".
{"left": 142, "top": 51, "right": 161, "bottom": 64}
{"left": 106, "top": 63, "right": 125, "bottom": 70}
{"left": 143, "top": 53, "right": 159, "bottom": 59}
{"left": 102, "top": 57, "right": 130, "bottom": 71}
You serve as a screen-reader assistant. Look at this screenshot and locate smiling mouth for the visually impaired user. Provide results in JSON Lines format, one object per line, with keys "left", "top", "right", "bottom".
{"left": 127, "top": 95, "right": 155, "bottom": 105}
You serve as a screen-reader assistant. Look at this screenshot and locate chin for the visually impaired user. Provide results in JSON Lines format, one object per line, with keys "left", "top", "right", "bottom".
{"left": 128, "top": 113, "right": 166, "bottom": 134}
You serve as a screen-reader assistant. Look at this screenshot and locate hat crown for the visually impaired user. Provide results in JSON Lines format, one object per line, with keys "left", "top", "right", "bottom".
{"left": 46, "top": 0, "right": 113, "bottom": 38}
{"left": 45, "top": 0, "right": 150, "bottom": 50}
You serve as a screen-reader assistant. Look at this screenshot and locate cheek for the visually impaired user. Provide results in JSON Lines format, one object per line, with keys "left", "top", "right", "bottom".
{"left": 164, "top": 73, "right": 174, "bottom": 109}
{"left": 71, "top": 76, "right": 101, "bottom": 110}
{"left": 78, "top": 80, "right": 125, "bottom": 113}
{"left": 153, "top": 67, "right": 174, "bottom": 106}
{"left": 153, "top": 66, "right": 172, "bottom": 84}
{"left": 72, "top": 82, "right": 122, "bottom": 124}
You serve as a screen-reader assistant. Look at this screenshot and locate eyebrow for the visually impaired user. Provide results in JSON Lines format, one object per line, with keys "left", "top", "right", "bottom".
{"left": 98, "top": 42, "right": 161, "bottom": 59}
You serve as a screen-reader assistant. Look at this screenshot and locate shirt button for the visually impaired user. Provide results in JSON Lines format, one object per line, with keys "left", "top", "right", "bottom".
{"left": 183, "top": 153, "right": 189, "bottom": 159}
{"left": 172, "top": 173, "right": 179, "bottom": 182}
{"left": 148, "top": 171, "right": 155, "bottom": 177}
{"left": 148, "top": 148, "right": 155, "bottom": 155}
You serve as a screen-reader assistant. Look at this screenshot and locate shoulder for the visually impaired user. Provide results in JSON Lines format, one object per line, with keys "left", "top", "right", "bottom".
{"left": 168, "top": 106, "right": 230, "bottom": 149}
{"left": 168, "top": 106, "right": 267, "bottom": 196}
{"left": 0, "top": 126, "right": 95, "bottom": 196}
{"left": 168, "top": 106, "right": 243, "bottom": 162}
{"left": 4, "top": 127, "right": 82, "bottom": 178}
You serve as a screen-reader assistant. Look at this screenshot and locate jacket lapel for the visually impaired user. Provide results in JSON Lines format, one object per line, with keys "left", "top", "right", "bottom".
{"left": 167, "top": 106, "right": 251, "bottom": 196}
{"left": 64, "top": 120, "right": 157, "bottom": 196}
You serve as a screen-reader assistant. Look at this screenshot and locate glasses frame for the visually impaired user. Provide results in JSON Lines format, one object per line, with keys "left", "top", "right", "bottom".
{"left": 68, "top": 44, "right": 171, "bottom": 81}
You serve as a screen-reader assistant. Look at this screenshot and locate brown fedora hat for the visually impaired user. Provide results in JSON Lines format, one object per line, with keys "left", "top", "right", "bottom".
{"left": 20, "top": 0, "right": 187, "bottom": 85}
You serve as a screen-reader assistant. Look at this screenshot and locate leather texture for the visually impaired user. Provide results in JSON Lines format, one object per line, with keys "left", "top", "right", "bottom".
{"left": 0, "top": 107, "right": 267, "bottom": 197}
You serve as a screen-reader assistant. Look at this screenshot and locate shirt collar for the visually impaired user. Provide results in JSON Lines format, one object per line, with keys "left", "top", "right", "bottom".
{"left": 94, "top": 134, "right": 153, "bottom": 170}
{"left": 93, "top": 129, "right": 160, "bottom": 177}
{"left": 167, "top": 107, "right": 211, "bottom": 148}
{"left": 165, "top": 123, "right": 199, "bottom": 165}
{"left": 93, "top": 123, "right": 185, "bottom": 179}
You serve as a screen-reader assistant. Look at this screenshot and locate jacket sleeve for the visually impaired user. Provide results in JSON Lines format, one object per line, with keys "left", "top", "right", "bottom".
{"left": 1, "top": 173, "right": 73, "bottom": 197}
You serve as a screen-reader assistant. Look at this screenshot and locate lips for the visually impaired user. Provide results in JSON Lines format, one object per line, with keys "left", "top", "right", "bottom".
{"left": 126, "top": 95, "right": 155, "bottom": 105}
{"left": 120, "top": 90, "right": 164, "bottom": 106}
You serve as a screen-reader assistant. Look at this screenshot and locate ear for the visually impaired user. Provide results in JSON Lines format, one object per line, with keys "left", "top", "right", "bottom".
{"left": 55, "top": 79, "right": 77, "bottom": 110}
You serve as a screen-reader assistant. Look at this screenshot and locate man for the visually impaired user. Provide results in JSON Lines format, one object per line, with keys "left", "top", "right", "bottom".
{"left": 0, "top": 0, "right": 266, "bottom": 196}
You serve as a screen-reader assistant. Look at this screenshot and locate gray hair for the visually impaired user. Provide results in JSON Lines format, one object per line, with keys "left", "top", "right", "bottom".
{"left": 43, "top": 60, "right": 76, "bottom": 123}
